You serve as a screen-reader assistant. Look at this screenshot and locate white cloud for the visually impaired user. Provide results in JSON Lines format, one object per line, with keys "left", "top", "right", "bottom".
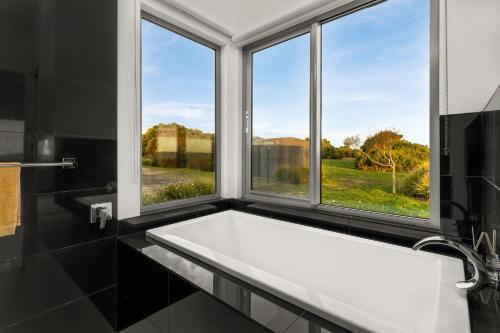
{"left": 142, "top": 102, "right": 214, "bottom": 133}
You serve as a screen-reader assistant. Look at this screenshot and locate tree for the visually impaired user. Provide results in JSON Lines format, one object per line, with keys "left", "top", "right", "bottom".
{"left": 142, "top": 125, "right": 159, "bottom": 158}
{"left": 321, "top": 138, "right": 335, "bottom": 159}
{"left": 343, "top": 135, "right": 361, "bottom": 150}
{"left": 361, "top": 130, "right": 403, "bottom": 194}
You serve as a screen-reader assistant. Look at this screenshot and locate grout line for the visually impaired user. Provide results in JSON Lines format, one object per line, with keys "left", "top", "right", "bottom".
{"left": 20, "top": 235, "right": 117, "bottom": 261}
{"left": 22, "top": 186, "right": 116, "bottom": 198}
{"left": 484, "top": 177, "right": 500, "bottom": 192}
{"left": 0, "top": 0, "right": 116, "bottom": 40}
{"left": 0, "top": 285, "right": 116, "bottom": 331}
{"left": 281, "top": 311, "right": 306, "bottom": 333}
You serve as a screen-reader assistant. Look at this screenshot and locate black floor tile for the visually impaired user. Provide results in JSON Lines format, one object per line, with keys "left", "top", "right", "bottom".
{"left": 1, "top": 287, "right": 116, "bottom": 333}
{"left": 0, "top": 237, "right": 116, "bottom": 328}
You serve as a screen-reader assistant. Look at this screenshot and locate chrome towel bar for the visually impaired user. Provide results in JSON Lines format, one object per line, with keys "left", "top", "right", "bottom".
{"left": 0, "top": 158, "right": 77, "bottom": 169}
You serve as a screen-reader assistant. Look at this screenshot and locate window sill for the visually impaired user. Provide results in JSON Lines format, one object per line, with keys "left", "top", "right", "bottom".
{"left": 122, "top": 202, "right": 222, "bottom": 230}
{"left": 236, "top": 199, "right": 440, "bottom": 247}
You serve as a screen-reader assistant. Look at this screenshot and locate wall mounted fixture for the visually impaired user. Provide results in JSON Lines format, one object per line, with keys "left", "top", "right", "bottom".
{"left": 0, "top": 158, "right": 77, "bottom": 169}
{"left": 90, "top": 202, "right": 112, "bottom": 229}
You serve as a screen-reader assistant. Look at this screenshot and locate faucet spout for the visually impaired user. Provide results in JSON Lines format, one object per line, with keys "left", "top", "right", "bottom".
{"left": 413, "top": 235, "right": 488, "bottom": 292}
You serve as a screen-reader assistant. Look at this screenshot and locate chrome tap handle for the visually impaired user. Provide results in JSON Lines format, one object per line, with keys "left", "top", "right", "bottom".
{"left": 99, "top": 209, "right": 110, "bottom": 229}
{"left": 95, "top": 206, "right": 111, "bottom": 229}
{"left": 413, "top": 235, "right": 488, "bottom": 292}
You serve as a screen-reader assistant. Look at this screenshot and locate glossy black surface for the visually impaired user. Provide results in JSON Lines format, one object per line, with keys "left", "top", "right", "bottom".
{"left": 0, "top": 237, "right": 116, "bottom": 328}
{"left": 440, "top": 113, "right": 483, "bottom": 241}
{"left": 117, "top": 236, "right": 272, "bottom": 333}
{"left": 2, "top": 0, "right": 116, "bottom": 38}
{"left": 118, "top": 234, "right": 298, "bottom": 333}
{"left": 0, "top": 0, "right": 117, "bottom": 331}
{"left": 1, "top": 286, "right": 116, "bottom": 333}
{"left": 482, "top": 109, "right": 500, "bottom": 253}
{"left": 119, "top": 199, "right": 231, "bottom": 235}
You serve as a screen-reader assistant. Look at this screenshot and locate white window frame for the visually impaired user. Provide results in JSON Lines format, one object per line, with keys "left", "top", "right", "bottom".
{"left": 138, "top": 12, "right": 222, "bottom": 213}
{"left": 242, "top": 0, "right": 441, "bottom": 229}
{"left": 118, "top": 0, "right": 234, "bottom": 219}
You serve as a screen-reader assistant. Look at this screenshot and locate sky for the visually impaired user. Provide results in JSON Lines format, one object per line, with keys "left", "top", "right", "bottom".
{"left": 141, "top": 19, "right": 216, "bottom": 134}
{"left": 142, "top": 0, "right": 430, "bottom": 146}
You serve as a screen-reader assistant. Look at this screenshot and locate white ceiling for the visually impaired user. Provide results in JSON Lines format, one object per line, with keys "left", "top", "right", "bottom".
{"left": 166, "top": 0, "right": 333, "bottom": 37}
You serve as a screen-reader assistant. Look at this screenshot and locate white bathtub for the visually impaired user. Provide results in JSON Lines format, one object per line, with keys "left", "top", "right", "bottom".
{"left": 147, "top": 210, "right": 469, "bottom": 333}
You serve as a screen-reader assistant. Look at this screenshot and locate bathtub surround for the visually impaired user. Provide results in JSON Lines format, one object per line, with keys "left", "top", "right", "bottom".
{"left": 117, "top": 215, "right": 500, "bottom": 333}
{"left": 147, "top": 211, "right": 469, "bottom": 333}
{"left": 0, "top": 0, "right": 117, "bottom": 331}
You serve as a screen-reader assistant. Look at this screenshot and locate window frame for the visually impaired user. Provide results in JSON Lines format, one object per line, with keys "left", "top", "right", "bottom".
{"left": 139, "top": 11, "right": 222, "bottom": 213}
{"left": 242, "top": 0, "right": 441, "bottom": 228}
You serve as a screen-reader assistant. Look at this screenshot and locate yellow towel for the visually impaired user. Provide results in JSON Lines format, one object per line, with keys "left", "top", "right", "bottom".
{"left": 0, "top": 163, "right": 21, "bottom": 237}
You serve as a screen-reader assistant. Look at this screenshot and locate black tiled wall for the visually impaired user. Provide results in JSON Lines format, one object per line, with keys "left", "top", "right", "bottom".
{"left": 0, "top": 0, "right": 117, "bottom": 331}
{"left": 440, "top": 112, "right": 483, "bottom": 241}
{"left": 440, "top": 109, "right": 500, "bottom": 254}
{"left": 482, "top": 109, "right": 500, "bottom": 254}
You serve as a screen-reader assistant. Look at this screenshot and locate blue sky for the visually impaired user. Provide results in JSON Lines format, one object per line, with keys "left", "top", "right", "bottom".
{"left": 142, "top": 0, "right": 429, "bottom": 146}
{"left": 141, "top": 19, "right": 215, "bottom": 134}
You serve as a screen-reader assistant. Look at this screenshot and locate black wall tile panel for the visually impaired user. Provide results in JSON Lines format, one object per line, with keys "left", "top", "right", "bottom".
{"left": 2, "top": 0, "right": 117, "bottom": 38}
{"left": 440, "top": 113, "right": 483, "bottom": 241}
{"left": 0, "top": 1, "right": 117, "bottom": 330}
{"left": 117, "top": 241, "right": 168, "bottom": 320}
{"left": 482, "top": 109, "right": 500, "bottom": 254}
{"left": 21, "top": 136, "right": 117, "bottom": 195}
{"left": 18, "top": 188, "right": 117, "bottom": 257}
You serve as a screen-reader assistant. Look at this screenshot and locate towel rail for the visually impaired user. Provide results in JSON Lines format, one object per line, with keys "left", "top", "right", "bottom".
{"left": 0, "top": 158, "right": 77, "bottom": 169}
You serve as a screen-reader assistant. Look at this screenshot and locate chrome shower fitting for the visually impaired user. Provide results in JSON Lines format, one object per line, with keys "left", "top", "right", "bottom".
{"left": 473, "top": 228, "right": 500, "bottom": 290}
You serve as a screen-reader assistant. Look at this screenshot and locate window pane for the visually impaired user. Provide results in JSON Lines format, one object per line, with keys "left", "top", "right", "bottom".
{"left": 251, "top": 34, "right": 310, "bottom": 198}
{"left": 141, "top": 19, "right": 216, "bottom": 206}
{"left": 321, "top": 0, "right": 430, "bottom": 218}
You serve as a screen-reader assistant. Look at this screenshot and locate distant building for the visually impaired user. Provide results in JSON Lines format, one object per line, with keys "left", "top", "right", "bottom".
{"left": 252, "top": 137, "right": 309, "bottom": 181}
{"left": 152, "top": 123, "right": 215, "bottom": 171}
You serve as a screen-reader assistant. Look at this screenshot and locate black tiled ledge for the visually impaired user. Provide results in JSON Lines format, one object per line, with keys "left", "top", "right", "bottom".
{"left": 121, "top": 203, "right": 220, "bottom": 230}
{"left": 120, "top": 199, "right": 438, "bottom": 245}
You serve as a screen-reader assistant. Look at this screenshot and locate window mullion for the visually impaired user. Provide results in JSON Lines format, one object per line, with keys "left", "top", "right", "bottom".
{"left": 310, "top": 23, "right": 322, "bottom": 206}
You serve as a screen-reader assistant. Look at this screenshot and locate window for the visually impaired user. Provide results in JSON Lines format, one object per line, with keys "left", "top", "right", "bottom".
{"left": 244, "top": 0, "right": 436, "bottom": 223}
{"left": 250, "top": 33, "right": 311, "bottom": 198}
{"left": 141, "top": 15, "right": 219, "bottom": 209}
{"left": 321, "top": 0, "right": 430, "bottom": 218}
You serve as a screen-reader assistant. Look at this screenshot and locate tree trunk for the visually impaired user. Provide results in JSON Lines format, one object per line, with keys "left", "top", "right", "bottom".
{"left": 392, "top": 164, "right": 396, "bottom": 194}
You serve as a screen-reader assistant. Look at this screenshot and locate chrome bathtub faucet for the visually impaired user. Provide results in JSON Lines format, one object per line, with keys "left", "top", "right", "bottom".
{"left": 412, "top": 235, "right": 489, "bottom": 292}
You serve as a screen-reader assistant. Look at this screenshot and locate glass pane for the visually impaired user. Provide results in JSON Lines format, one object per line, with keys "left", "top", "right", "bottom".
{"left": 321, "top": 0, "right": 430, "bottom": 218}
{"left": 251, "top": 34, "right": 310, "bottom": 198}
{"left": 141, "top": 18, "right": 216, "bottom": 206}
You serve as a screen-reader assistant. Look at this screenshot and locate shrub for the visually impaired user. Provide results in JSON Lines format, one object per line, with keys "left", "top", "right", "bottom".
{"left": 142, "top": 179, "right": 215, "bottom": 205}
{"left": 321, "top": 139, "right": 355, "bottom": 159}
{"left": 142, "top": 157, "right": 154, "bottom": 166}
{"left": 275, "top": 165, "right": 309, "bottom": 185}
{"left": 401, "top": 162, "right": 430, "bottom": 200}
{"left": 355, "top": 141, "right": 429, "bottom": 172}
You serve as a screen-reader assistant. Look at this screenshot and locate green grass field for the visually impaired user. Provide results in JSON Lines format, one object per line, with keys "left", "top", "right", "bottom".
{"left": 142, "top": 166, "right": 215, "bottom": 205}
{"left": 143, "top": 159, "right": 430, "bottom": 218}
{"left": 254, "top": 159, "right": 430, "bottom": 219}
